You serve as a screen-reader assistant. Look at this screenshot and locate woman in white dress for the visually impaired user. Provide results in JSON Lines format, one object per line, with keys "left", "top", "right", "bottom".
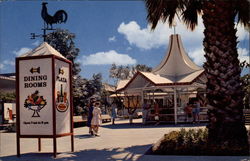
{"left": 91, "top": 101, "right": 102, "bottom": 136}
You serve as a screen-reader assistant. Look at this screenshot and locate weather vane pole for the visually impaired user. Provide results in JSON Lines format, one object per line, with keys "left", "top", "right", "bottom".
{"left": 173, "top": 21, "right": 177, "bottom": 35}
{"left": 30, "top": 2, "right": 68, "bottom": 42}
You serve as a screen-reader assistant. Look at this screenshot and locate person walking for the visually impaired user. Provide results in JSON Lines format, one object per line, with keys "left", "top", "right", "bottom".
{"left": 192, "top": 102, "right": 196, "bottom": 123}
{"left": 111, "top": 101, "right": 117, "bottom": 125}
{"left": 154, "top": 100, "right": 160, "bottom": 126}
{"left": 192, "top": 99, "right": 201, "bottom": 123}
{"left": 184, "top": 103, "right": 192, "bottom": 122}
{"left": 194, "top": 99, "right": 201, "bottom": 123}
{"left": 91, "top": 101, "right": 102, "bottom": 136}
{"left": 87, "top": 98, "right": 95, "bottom": 135}
{"left": 142, "top": 100, "right": 150, "bottom": 125}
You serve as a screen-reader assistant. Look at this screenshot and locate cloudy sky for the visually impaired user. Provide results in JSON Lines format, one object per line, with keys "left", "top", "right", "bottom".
{"left": 0, "top": 1, "right": 249, "bottom": 83}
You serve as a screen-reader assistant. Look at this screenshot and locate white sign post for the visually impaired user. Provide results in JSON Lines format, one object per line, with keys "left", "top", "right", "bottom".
{"left": 16, "top": 43, "right": 74, "bottom": 157}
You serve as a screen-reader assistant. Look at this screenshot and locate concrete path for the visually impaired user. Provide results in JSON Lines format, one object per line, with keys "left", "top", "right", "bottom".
{"left": 0, "top": 119, "right": 249, "bottom": 161}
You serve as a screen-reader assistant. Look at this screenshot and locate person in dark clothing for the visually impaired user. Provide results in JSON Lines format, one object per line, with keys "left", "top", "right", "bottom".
{"left": 154, "top": 100, "right": 160, "bottom": 126}
{"left": 87, "top": 98, "right": 96, "bottom": 135}
{"left": 184, "top": 103, "right": 193, "bottom": 122}
{"left": 111, "top": 101, "right": 117, "bottom": 125}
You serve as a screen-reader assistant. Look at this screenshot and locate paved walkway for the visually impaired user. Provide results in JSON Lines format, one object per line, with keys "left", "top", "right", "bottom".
{"left": 0, "top": 119, "right": 249, "bottom": 161}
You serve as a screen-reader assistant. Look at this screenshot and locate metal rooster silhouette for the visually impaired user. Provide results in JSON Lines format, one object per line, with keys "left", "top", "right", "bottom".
{"left": 41, "top": 2, "right": 68, "bottom": 29}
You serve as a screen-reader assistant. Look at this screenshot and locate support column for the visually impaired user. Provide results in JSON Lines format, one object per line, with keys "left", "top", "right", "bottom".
{"left": 53, "top": 137, "right": 57, "bottom": 158}
{"left": 17, "top": 135, "right": 20, "bottom": 157}
{"left": 38, "top": 138, "right": 41, "bottom": 152}
{"left": 52, "top": 57, "right": 57, "bottom": 158}
{"left": 141, "top": 90, "right": 144, "bottom": 107}
{"left": 71, "top": 135, "right": 74, "bottom": 152}
{"left": 0, "top": 101, "right": 3, "bottom": 124}
{"left": 141, "top": 90, "right": 145, "bottom": 124}
{"left": 153, "top": 90, "right": 155, "bottom": 102}
{"left": 16, "top": 59, "right": 21, "bottom": 157}
{"left": 174, "top": 87, "right": 177, "bottom": 124}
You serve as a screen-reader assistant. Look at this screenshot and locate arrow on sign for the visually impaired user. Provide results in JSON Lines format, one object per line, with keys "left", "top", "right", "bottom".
{"left": 59, "top": 68, "right": 64, "bottom": 75}
{"left": 30, "top": 67, "right": 40, "bottom": 74}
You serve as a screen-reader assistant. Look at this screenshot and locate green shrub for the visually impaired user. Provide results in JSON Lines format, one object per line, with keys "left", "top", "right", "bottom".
{"left": 151, "top": 128, "right": 249, "bottom": 156}
{"left": 152, "top": 128, "right": 208, "bottom": 155}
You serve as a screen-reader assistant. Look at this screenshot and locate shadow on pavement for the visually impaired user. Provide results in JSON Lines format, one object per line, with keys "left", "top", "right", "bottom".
{"left": 2, "top": 144, "right": 250, "bottom": 161}
{"left": 101, "top": 122, "right": 207, "bottom": 129}
{"left": 0, "top": 144, "right": 152, "bottom": 161}
{"left": 137, "top": 155, "right": 250, "bottom": 161}
{"left": 74, "top": 134, "right": 96, "bottom": 139}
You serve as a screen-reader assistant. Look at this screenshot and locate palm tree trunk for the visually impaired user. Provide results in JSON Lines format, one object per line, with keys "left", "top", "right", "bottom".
{"left": 202, "top": 0, "right": 249, "bottom": 154}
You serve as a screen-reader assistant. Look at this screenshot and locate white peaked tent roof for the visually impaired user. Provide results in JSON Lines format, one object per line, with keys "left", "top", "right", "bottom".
{"left": 19, "top": 42, "right": 66, "bottom": 59}
{"left": 153, "top": 34, "right": 203, "bottom": 78}
{"left": 118, "top": 34, "right": 205, "bottom": 91}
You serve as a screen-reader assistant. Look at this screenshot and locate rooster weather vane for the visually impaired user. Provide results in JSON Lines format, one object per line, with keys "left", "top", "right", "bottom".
{"left": 30, "top": 2, "right": 68, "bottom": 41}
{"left": 41, "top": 2, "right": 67, "bottom": 29}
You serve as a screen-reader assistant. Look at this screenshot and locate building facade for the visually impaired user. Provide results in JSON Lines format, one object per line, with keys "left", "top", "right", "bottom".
{"left": 116, "top": 34, "right": 207, "bottom": 124}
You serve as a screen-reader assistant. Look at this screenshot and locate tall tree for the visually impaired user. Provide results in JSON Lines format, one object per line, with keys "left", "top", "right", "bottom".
{"left": 0, "top": 92, "right": 16, "bottom": 102}
{"left": 46, "top": 29, "right": 81, "bottom": 76}
{"left": 72, "top": 73, "right": 103, "bottom": 114}
{"left": 131, "top": 64, "right": 153, "bottom": 76}
{"left": 85, "top": 73, "right": 103, "bottom": 98}
{"left": 145, "top": 0, "right": 249, "bottom": 154}
{"left": 109, "top": 64, "right": 130, "bottom": 81}
{"left": 109, "top": 63, "right": 152, "bottom": 81}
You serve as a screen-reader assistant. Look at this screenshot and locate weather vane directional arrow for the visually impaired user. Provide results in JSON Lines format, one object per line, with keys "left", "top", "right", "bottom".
{"left": 30, "top": 2, "right": 68, "bottom": 42}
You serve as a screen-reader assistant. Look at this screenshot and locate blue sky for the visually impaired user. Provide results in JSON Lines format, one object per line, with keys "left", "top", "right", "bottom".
{"left": 0, "top": 1, "right": 249, "bottom": 84}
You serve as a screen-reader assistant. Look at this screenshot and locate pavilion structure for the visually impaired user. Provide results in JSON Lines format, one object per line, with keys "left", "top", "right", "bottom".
{"left": 116, "top": 34, "right": 207, "bottom": 124}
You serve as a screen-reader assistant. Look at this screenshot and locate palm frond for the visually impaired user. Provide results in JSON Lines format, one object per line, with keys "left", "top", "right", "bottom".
{"left": 146, "top": 0, "right": 184, "bottom": 29}
{"left": 161, "top": 0, "right": 183, "bottom": 27}
{"left": 145, "top": 0, "right": 202, "bottom": 30}
{"left": 235, "top": 0, "right": 250, "bottom": 28}
{"left": 181, "top": 0, "right": 202, "bottom": 31}
{"left": 146, "top": 0, "right": 164, "bottom": 29}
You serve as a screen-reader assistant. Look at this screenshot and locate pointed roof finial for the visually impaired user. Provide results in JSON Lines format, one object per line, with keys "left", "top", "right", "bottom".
{"left": 172, "top": 21, "right": 177, "bottom": 35}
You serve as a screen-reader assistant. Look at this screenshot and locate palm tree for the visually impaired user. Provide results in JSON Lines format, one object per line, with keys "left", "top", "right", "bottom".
{"left": 145, "top": 0, "right": 249, "bottom": 154}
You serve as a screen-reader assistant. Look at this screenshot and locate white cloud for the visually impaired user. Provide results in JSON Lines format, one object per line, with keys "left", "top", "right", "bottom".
{"left": 238, "top": 47, "right": 249, "bottom": 63}
{"left": 236, "top": 24, "right": 249, "bottom": 41}
{"left": 187, "top": 47, "right": 249, "bottom": 66}
{"left": 0, "top": 59, "right": 15, "bottom": 70}
{"left": 187, "top": 48, "right": 206, "bottom": 66}
{"left": 108, "top": 36, "right": 116, "bottom": 42}
{"left": 118, "top": 17, "right": 204, "bottom": 50}
{"left": 3, "top": 60, "right": 15, "bottom": 66}
{"left": 118, "top": 18, "right": 249, "bottom": 51}
{"left": 0, "top": 63, "right": 4, "bottom": 70}
{"left": 118, "top": 21, "right": 167, "bottom": 50}
{"left": 13, "top": 47, "right": 32, "bottom": 56}
{"left": 126, "top": 47, "right": 132, "bottom": 51}
{"left": 32, "top": 40, "right": 40, "bottom": 46}
{"left": 238, "top": 47, "right": 249, "bottom": 56}
{"left": 79, "top": 50, "right": 136, "bottom": 66}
